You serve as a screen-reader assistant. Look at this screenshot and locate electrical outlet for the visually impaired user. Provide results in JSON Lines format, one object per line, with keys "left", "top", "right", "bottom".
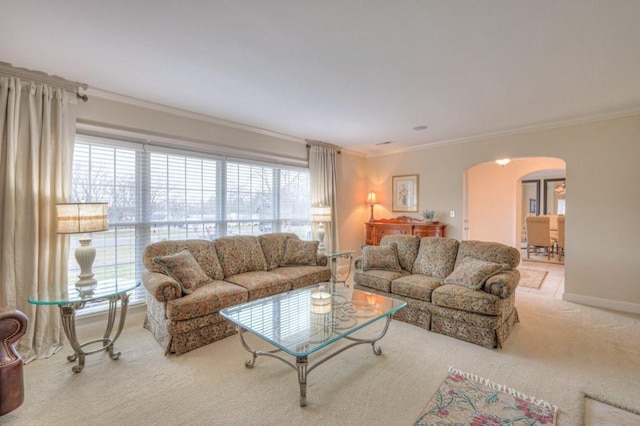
{"left": 449, "top": 210, "right": 456, "bottom": 218}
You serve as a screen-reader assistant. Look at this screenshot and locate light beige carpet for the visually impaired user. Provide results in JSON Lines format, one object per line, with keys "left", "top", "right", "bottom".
{"left": 4, "top": 292, "right": 639, "bottom": 426}
{"left": 518, "top": 268, "right": 548, "bottom": 289}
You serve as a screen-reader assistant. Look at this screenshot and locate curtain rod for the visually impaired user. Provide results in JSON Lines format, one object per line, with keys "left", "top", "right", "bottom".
{"left": 305, "top": 139, "right": 342, "bottom": 154}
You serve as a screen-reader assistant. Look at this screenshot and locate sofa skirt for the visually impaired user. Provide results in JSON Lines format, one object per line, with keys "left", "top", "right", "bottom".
{"left": 431, "top": 307, "right": 519, "bottom": 349}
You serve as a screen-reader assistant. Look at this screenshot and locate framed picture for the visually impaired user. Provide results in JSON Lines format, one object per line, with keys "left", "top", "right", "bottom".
{"left": 392, "top": 174, "right": 419, "bottom": 212}
{"left": 529, "top": 198, "right": 537, "bottom": 214}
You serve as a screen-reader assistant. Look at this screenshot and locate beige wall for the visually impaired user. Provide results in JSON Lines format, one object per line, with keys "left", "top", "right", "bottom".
{"left": 366, "top": 115, "right": 640, "bottom": 314}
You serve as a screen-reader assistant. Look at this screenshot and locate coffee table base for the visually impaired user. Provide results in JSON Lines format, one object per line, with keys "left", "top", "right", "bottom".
{"left": 236, "top": 314, "right": 393, "bottom": 406}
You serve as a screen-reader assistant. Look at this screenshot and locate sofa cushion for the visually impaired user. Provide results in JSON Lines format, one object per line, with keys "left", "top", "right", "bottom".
{"left": 281, "top": 239, "right": 319, "bottom": 266}
{"left": 443, "top": 257, "right": 506, "bottom": 290}
{"left": 380, "top": 234, "right": 420, "bottom": 272}
{"left": 165, "top": 280, "right": 249, "bottom": 321}
{"left": 353, "top": 269, "right": 410, "bottom": 293}
{"left": 153, "top": 249, "right": 212, "bottom": 295}
{"left": 362, "top": 243, "right": 402, "bottom": 271}
{"left": 431, "top": 284, "right": 513, "bottom": 316}
{"left": 143, "top": 240, "right": 224, "bottom": 281}
{"left": 258, "top": 233, "right": 299, "bottom": 270}
{"left": 225, "top": 271, "right": 292, "bottom": 300}
{"left": 455, "top": 240, "right": 520, "bottom": 269}
{"left": 391, "top": 274, "right": 441, "bottom": 302}
{"left": 412, "top": 237, "right": 459, "bottom": 279}
{"left": 272, "top": 266, "right": 331, "bottom": 290}
{"left": 214, "top": 236, "right": 268, "bottom": 277}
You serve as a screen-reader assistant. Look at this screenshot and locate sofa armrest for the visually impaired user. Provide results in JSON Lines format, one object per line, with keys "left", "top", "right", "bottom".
{"left": 316, "top": 253, "right": 328, "bottom": 266}
{"left": 142, "top": 271, "right": 182, "bottom": 302}
{"left": 482, "top": 269, "right": 520, "bottom": 299}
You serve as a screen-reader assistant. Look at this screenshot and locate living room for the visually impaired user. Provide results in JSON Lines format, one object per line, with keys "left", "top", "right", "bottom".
{"left": 1, "top": 2, "right": 640, "bottom": 425}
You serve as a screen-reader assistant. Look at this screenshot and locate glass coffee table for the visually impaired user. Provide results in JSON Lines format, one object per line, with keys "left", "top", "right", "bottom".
{"left": 220, "top": 283, "right": 406, "bottom": 406}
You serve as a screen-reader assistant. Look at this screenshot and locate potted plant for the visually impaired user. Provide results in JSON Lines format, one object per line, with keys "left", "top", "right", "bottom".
{"left": 422, "top": 209, "right": 436, "bottom": 223}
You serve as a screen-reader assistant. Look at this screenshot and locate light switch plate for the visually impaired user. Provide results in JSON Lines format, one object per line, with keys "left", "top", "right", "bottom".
{"left": 449, "top": 210, "right": 456, "bottom": 218}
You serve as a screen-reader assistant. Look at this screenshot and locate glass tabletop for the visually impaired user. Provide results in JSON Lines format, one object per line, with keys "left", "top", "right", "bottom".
{"left": 220, "top": 283, "right": 406, "bottom": 357}
{"left": 28, "top": 279, "right": 140, "bottom": 305}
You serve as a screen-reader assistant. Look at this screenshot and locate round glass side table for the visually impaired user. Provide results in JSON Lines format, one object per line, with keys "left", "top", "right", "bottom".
{"left": 29, "top": 279, "right": 140, "bottom": 373}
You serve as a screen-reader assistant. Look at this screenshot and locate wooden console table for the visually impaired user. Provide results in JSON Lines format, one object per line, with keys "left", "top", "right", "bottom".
{"left": 365, "top": 216, "right": 446, "bottom": 245}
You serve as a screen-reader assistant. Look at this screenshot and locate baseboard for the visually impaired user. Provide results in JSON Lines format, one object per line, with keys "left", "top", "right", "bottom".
{"left": 563, "top": 292, "right": 640, "bottom": 315}
{"left": 75, "top": 303, "right": 147, "bottom": 337}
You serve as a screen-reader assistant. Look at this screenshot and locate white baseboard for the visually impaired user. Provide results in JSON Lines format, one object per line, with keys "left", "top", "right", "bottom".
{"left": 563, "top": 292, "right": 640, "bottom": 315}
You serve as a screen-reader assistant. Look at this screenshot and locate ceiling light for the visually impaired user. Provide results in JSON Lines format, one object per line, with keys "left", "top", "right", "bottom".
{"left": 413, "top": 125, "right": 428, "bottom": 131}
{"left": 495, "top": 158, "right": 511, "bottom": 166}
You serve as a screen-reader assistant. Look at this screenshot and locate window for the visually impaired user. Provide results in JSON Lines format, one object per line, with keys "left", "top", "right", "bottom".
{"left": 68, "top": 134, "right": 311, "bottom": 313}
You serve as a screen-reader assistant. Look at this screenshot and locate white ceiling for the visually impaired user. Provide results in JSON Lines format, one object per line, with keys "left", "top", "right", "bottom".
{"left": 2, "top": 1, "right": 640, "bottom": 155}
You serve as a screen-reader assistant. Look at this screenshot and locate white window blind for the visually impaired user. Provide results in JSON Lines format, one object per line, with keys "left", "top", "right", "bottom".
{"left": 68, "top": 135, "right": 312, "bottom": 314}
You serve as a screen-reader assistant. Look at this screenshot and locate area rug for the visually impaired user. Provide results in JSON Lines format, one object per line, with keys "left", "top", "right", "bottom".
{"left": 415, "top": 367, "right": 558, "bottom": 425}
{"left": 518, "top": 268, "right": 548, "bottom": 289}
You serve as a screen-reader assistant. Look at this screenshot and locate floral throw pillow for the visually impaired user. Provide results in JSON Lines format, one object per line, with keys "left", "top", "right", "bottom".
{"left": 362, "top": 243, "right": 403, "bottom": 272}
{"left": 442, "top": 257, "right": 506, "bottom": 290}
{"left": 281, "top": 239, "right": 319, "bottom": 266}
{"left": 153, "top": 248, "right": 211, "bottom": 294}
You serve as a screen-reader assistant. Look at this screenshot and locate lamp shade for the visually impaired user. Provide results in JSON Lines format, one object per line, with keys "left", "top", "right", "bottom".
{"left": 56, "top": 203, "right": 109, "bottom": 234}
{"left": 367, "top": 191, "right": 377, "bottom": 205}
{"left": 310, "top": 205, "right": 331, "bottom": 222}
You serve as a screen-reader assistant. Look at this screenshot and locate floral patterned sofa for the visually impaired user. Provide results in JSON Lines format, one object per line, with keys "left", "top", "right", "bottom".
{"left": 142, "top": 233, "right": 331, "bottom": 355}
{"left": 354, "top": 235, "right": 520, "bottom": 349}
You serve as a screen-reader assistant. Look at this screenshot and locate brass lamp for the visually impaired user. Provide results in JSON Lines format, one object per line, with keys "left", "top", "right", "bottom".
{"left": 56, "top": 202, "right": 108, "bottom": 290}
{"left": 367, "top": 191, "right": 377, "bottom": 222}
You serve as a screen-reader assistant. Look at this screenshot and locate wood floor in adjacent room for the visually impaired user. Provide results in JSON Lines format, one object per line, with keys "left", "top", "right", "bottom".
{"left": 517, "top": 257, "right": 640, "bottom": 425}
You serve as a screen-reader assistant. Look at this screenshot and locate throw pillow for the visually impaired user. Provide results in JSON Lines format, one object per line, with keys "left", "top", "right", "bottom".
{"left": 362, "top": 243, "right": 403, "bottom": 272}
{"left": 153, "top": 248, "right": 211, "bottom": 294}
{"left": 413, "top": 238, "right": 460, "bottom": 279}
{"left": 442, "top": 257, "right": 506, "bottom": 290}
{"left": 281, "top": 239, "right": 319, "bottom": 266}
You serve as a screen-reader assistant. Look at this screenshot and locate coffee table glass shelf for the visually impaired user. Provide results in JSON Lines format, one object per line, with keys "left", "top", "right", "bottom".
{"left": 28, "top": 279, "right": 140, "bottom": 373}
{"left": 220, "top": 283, "right": 406, "bottom": 406}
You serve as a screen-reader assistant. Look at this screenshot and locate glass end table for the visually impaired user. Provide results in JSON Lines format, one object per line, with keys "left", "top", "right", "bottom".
{"left": 29, "top": 279, "right": 140, "bottom": 373}
{"left": 324, "top": 250, "right": 355, "bottom": 286}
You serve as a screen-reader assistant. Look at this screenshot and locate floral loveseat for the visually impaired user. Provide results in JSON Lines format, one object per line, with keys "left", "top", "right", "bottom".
{"left": 142, "top": 233, "right": 331, "bottom": 355}
{"left": 354, "top": 235, "right": 520, "bottom": 349}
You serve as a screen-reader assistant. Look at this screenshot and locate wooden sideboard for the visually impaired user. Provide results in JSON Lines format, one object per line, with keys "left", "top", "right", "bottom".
{"left": 365, "top": 216, "right": 446, "bottom": 246}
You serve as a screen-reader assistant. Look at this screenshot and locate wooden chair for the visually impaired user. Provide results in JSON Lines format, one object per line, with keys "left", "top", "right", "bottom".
{"left": 526, "top": 216, "right": 554, "bottom": 260}
{"left": 557, "top": 216, "right": 565, "bottom": 262}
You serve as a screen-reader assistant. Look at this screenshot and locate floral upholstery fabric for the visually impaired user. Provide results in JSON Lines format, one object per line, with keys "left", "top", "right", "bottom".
{"left": 431, "top": 308, "right": 519, "bottom": 349}
{"left": 483, "top": 270, "right": 520, "bottom": 299}
{"left": 281, "top": 239, "right": 319, "bottom": 266}
{"left": 142, "top": 271, "right": 182, "bottom": 302}
{"left": 353, "top": 268, "right": 409, "bottom": 292}
{"left": 380, "top": 234, "right": 420, "bottom": 272}
{"left": 143, "top": 239, "right": 224, "bottom": 281}
{"left": 272, "top": 266, "right": 331, "bottom": 289}
{"left": 362, "top": 243, "right": 403, "bottom": 271}
{"left": 431, "top": 284, "right": 514, "bottom": 316}
{"left": 152, "top": 249, "right": 212, "bottom": 294}
{"left": 224, "top": 271, "right": 292, "bottom": 300}
{"left": 214, "top": 236, "right": 268, "bottom": 277}
{"left": 165, "top": 281, "right": 248, "bottom": 321}
{"left": 412, "top": 237, "right": 459, "bottom": 279}
{"left": 170, "top": 321, "right": 237, "bottom": 355}
{"left": 258, "top": 233, "right": 299, "bottom": 270}
{"left": 390, "top": 274, "right": 441, "bottom": 302}
{"left": 442, "top": 257, "right": 506, "bottom": 290}
{"left": 455, "top": 240, "right": 520, "bottom": 269}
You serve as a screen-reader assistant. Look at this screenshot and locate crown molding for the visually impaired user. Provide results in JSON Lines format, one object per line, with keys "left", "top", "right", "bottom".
{"left": 0, "top": 61, "right": 87, "bottom": 91}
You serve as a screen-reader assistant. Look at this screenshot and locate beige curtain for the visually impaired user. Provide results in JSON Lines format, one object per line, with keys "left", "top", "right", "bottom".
{"left": 308, "top": 144, "right": 339, "bottom": 252}
{"left": 0, "top": 74, "right": 77, "bottom": 361}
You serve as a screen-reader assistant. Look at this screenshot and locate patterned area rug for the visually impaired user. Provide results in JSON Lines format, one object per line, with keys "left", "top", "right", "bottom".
{"left": 518, "top": 268, "right": 548, "bottom": 289}
{"left": 415, "top": 367, "right": 558, "bottom": 425}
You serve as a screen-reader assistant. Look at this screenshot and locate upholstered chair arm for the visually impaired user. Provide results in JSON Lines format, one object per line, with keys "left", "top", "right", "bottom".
{"left": 482, "top": 269, "right": 520, "bottom": 299}
{"left": 142, "top": 271, "right": 182, "bottom": 302}
{"left": 354, "top": 256, "right": 363, "bottom": 270}
{"left": 0, "top": 308, "right": 28, "bottom": 364}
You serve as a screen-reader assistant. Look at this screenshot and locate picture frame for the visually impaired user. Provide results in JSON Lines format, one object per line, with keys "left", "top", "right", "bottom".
{"left": 392, "top": 174, "right": 419, "bottom": 212}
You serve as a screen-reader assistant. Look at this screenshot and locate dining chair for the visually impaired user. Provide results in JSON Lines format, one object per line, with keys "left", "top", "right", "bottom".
{"left": 526, "top": 216, "right": 554, "bottom": 260}
{"left": 557, "top": 216, "right": 565, "bottom": 262}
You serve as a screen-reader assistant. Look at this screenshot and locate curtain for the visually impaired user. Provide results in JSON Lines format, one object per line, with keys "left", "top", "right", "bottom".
{"left": 0, "top": 75, "right": 77, "bottom": 361}
{"left": 308, "top": 144, "right": 338, "bottom": 252}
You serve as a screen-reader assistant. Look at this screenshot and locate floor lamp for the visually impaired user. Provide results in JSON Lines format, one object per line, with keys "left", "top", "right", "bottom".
{"left": 56, "top": 202, "right": 109, "bottom": 291}
{"left": 310, "top": 205, "right": 331, "bottom": 253}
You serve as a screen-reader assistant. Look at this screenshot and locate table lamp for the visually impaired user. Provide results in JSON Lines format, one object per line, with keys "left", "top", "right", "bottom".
{"left": 56, "top": 202, "right": 108, "bottom": 289}
{"left": 310, "top": 205, "right": 331, "bottom": 252}
{"left": 367, "top": 191, "right": 377, "bottom": 222}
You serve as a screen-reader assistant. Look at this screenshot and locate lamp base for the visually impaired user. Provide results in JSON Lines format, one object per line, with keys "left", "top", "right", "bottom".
{"left": 75, "top": 238, "right": 98, "bottom": 289}
{"left": 369, "top": 204, "right": 375, "bottom": 222}
{"left": 316, "top": 223, "right": 326, "bottom": 253}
